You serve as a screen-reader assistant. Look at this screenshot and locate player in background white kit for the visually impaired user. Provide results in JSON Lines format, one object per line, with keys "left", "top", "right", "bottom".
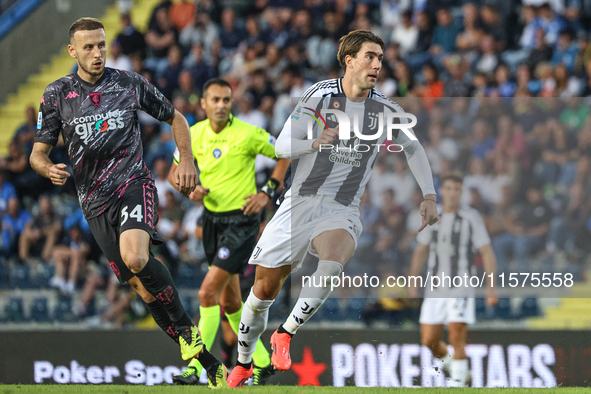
{"left": 408, "top": 173, "right": 498, "bottom": 387}
{"left": 227, "top": 29, "right": 439, "bottom": 387}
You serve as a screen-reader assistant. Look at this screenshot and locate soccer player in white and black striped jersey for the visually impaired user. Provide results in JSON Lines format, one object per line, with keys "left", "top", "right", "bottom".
{"left": 227, "top": 30, "right": 439, "bottom": 387}
{"left": 409, "top": 173, "right": 498, "bottom": 387}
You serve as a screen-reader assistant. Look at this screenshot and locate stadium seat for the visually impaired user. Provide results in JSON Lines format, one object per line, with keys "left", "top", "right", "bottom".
{"left": 520, "top": 298, "right": 540, "bottom": 318}
{"left": 4, "top": 297, "right": 25, "bottom": 322}
{"left": 180, "top": 295, "right": 194, "bottom": 318}
{"left": 494, "top": 298, "right": 512, "bottom": 320}
{"left": 30, "top": 297, "right": 51, "bottom": 322}
{"left": 53, "top": 296, "right": 75, "bottom": 322}
{"left": 319, "top": 298, "right": 343, "bottom": 321}
{"left": 0, "top": 259, "right": 7, "bottom": 289}
{"left": 344, "top": 299, "right": 366, "bottom": 321}
{"left": 176, "top": 263, "right": 199, "bottom": 288}
{"left": 30, "top": 263, "right": 54, "bottom": 289}
{"left": 8, "top": 263, "right": 31, "bottom": 289}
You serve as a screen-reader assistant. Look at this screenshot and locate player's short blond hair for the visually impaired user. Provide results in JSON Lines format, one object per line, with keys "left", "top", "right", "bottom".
{"left": 337, "top": 30, "right": 385, "bottom": 71}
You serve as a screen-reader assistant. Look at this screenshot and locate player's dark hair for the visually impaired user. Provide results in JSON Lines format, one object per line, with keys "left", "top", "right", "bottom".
{"left": 69, "top": 17, "right": 105, "bottom": 41}
{"left": 441, "top": 173, "right": 463, "bottom": 185}
{"left": 337, "top": 30, "right": 385, "bottom": 71}
{"left": 202, "top": 78, "right": 232, "bottom": 97}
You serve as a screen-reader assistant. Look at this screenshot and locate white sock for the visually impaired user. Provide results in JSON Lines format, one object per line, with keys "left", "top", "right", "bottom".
{"left": 451, "top": 359, "right": 469, "bottom": 386}
{"left": 439, "top": 352, "right": 453, "bottom": 373}
{"left": 236, "top": 288, "right": 274, "bottom": 365}
{"left": 285, "top": 260, "right": 343, "bottom": 334}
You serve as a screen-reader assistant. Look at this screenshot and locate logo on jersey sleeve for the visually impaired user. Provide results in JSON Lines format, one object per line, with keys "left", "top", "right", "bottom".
{"left": 37, "top": 112, "right": 42, "bottom": 129}
{"left": 213, "top": 148, "right": 222, "bottom": 159}
{"left": 268, "top": 135, "right": 276, "bottom": 145}
{"left": 89, "top": 92, "right": 102, "bottom": 107}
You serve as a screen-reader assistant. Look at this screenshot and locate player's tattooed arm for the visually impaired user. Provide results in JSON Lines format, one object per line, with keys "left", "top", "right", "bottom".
{"left": 166, "top": 109, "right": 197, "bottom": 196}
{"left": 30, "top": 142, "right": 70, "bottom": 186}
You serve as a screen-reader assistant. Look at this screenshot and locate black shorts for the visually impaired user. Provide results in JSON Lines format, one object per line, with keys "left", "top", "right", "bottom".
{"left": 202, "top": 208, "right": 260, "bottom": 275}
{"left": 87, "top": 178, "right": 162, "bottom": 283}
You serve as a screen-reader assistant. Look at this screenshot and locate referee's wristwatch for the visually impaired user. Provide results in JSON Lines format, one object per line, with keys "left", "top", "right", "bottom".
{"left": 261, "top": 178, "right": 280, "bottom": 199}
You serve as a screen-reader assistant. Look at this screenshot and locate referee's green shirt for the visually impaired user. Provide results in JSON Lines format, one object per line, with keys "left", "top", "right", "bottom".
{"left": 174, "top": 115, "right": 276, "bottom": 213}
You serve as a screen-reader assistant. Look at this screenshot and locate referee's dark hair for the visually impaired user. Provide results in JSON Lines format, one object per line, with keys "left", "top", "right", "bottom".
{"left": 69, "top": 17, "right": 104, "bottom": 42}
{"left": 203, "top": 78, "right": 233, "bottom": 97}
{"left": 441, "top": 172, "right": 464, "bottom": 185}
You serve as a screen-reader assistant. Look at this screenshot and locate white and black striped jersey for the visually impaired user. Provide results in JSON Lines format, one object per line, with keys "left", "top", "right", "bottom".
{"left": 417, "top": 205, "right": 491, "bottom": 294}
{"left": 275, "top": 77, "right": 431, "bottom": 208}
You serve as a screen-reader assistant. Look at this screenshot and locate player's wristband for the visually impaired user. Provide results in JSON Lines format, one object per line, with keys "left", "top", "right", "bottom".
{"left": 261, "top": 178, "right": 280, "bottom": 199}
{"left": 424, "top": 196, "right": 437, "bottom": 202}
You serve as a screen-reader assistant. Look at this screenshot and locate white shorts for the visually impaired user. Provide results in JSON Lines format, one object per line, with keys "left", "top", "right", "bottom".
{"left": 419, "top": 297, "right": 476, "bottom": 325}
{"left": 249, "top": 195, "right": 363, "bottom": 272}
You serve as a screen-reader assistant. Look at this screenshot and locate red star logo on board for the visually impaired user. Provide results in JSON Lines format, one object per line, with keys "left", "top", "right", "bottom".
{"left": 291, "top": 346, "right": 327, "bottom": 386}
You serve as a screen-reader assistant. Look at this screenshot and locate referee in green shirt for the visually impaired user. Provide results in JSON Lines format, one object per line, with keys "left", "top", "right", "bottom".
{"left": 168, "top": 78, "right": 289, "bottom": 385}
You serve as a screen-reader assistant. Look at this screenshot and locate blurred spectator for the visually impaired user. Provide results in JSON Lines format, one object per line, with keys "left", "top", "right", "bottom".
{"left": 0, "top": 170, "right": 17, "bottom": 218}
{"left": 0, "top": 140, "right": 52, "bottom": 198}
{"left": 456, "top": 2, "right": 484, "bottom": 53}
{"left": 540, "top": 119, "right": 578, "bottom": 186}
{"left": 157, "top": 45, "right": 183, "bottom": 99}
{"left": 117, "top": 13, "right": 146, "bottom": 58}
{"left": 539, "top": 3, "right": 566, "bottom": 48}
{"left": 480, "top": 5, "right": 507, "bottom": 50}
{"left": 18, "top": 195, "right": 61, "bottom": 262}
{"left": 474, "top": 34, "right": 500, "bottom": 74}
{"left": 183, "top": 43, "right": 217, "bottom": 92}
{"left": 1, "top": 197, "right": 31, "bottom": 260}
{"left": 391, "top": 10, "right": 418, "bottom": 56}
{"left": 12, "top": 105, "right": 36, "bottom": 152}
{"left": 50, "top": 224, "right": 91, "bottom": 294}
{"left": 554, "top": 62, "right": 582, "bottom": 97}
{"left": 157, "top": 190, "right": 186, "bottom": 257}
{"left": 432, "top": 8, "right": 461, "bottom": 55}
{"left": 236, "top": 92, "right": 267, "bottom": 129}
{"left": 145, "top": 7, "right": 179, "bottom": 75}
{"left": 219, "top": 8, "right": 244, "bottom": 54}
{"left": 492, "top": 183, "right": 552, "bottom": 273}
{"left": 179, "top": 13, "right": 219, "bottom": 55}
{"left": 106, "top": 39, "right": 133, "bottom": 71}
{"left": 551, "top": 29, "right": 579, "bottom": 72}
{"left": 470, "top": 119, "right": 496, "bottom": 161}
{"left": 153, "top": 156, "right": 180, "bottom": 209}
{"left": 169, "top": 0, "right": 196, "bottom": 31}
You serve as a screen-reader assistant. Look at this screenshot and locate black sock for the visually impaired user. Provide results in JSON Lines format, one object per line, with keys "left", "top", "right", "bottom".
{"left": 136, "top": 256, "right": 192, "bottom": 327}
{"left": 277, "top": 324, "right": 294, "bottom": 337}
{"left": 197, "top": 347, "right": 218, "bottom": 370}
{"left": 221, "top": 340, "right": 236, "bottom": 368}
{"left": 236, "top": 360, "right": 252, "bottom": 369}
{"left": 146, "top": 300, "right": 179, "bottom": 343}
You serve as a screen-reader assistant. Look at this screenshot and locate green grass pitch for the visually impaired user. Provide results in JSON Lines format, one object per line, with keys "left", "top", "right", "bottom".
{"left": 1, "top": 386, "right": 591, "bottom": 394}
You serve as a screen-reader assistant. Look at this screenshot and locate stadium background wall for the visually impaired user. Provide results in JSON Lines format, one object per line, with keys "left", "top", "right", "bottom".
{"left": 0, "top": 329, "right": 590, "bottom": 387}
{"left": 0, "top": 0, "right": 112, "bottom": 104}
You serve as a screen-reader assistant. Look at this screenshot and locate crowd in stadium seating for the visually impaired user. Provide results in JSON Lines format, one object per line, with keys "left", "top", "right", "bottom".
{"left": 3, "top": 0, "right": 591, "bottom": 326}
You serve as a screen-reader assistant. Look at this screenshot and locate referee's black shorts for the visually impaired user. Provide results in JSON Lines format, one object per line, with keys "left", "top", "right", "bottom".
{"left": 87, "top": 178, "right": 163, "bottom": 283}
{"left": 202, "top": 208, "right": 260, "bottom": 275}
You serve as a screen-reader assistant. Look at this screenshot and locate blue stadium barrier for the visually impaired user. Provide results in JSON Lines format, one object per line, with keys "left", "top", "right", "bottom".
{"left": 0, "top": 0, "right": 45, "bottom": 41}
